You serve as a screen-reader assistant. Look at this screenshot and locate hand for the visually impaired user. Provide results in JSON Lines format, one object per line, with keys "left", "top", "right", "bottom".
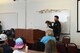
{"left": 56, "top": 36, "right": 59, "bottom": 38}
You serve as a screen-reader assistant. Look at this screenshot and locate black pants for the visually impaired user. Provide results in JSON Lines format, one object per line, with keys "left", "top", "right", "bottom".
{"left": 54, "top": 32, "right": 60, "bottom": 41}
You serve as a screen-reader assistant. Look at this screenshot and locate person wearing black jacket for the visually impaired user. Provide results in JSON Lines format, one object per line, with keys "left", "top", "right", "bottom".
{"left": 0, "top": 34, "right": 13, "bottom": 53}
{"left": 46, "top": 15, "right": 61, "bottom": 41}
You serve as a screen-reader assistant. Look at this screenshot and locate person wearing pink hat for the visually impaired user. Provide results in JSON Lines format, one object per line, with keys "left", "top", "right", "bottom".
{"left": 13, "top": 37, "right": 28, "bottom": 53}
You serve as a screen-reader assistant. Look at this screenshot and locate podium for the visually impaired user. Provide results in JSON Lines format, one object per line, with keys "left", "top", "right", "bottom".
{"left": 15, "top": 29, "right": 45, "bottom": 44}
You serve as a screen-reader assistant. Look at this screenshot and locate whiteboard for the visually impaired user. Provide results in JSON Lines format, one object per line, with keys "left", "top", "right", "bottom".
{"left": 36, "top": 10, "right": 70, "bottom": 34}
{"left": 0, "top": 13, "right": 18, "bottom": 30}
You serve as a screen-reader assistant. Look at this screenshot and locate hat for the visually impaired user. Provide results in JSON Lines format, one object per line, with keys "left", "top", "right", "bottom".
{"left": 0, "top": 34, "right": 7, "bottom": 41}
{"left": 14, "top": 38, "right": 24, "bottom": 49}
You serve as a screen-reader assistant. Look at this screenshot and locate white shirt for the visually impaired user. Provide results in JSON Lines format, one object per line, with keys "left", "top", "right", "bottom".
{"left": 13, "top": 50, "right": 25, "bottom": 53}
{"left": 13, "top": 46, "right": 28, "bottom": 53}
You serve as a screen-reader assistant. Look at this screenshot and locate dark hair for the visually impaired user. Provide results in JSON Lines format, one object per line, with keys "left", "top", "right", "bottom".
{"left": 0, "top": 21, "right": 1, "bottom": 23}
{"left": 10, "top": 28, "right": 15, "bottom": 31}
{"left": 54, "top": 15, "right": 59, "bottom": 19}
{"left": 20, "top": 37, "right": 27, "bottom": 45}
{"left": 0, "top": 41, "right": 4, "bottom": 44}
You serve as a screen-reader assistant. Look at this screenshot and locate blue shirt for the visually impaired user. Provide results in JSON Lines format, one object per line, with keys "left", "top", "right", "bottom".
{"left": 40, "top": 36, "right": 56, "bottom": 44}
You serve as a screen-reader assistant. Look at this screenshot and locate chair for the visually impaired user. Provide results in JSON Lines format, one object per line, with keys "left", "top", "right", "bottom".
{"left": 67, "top": 43, "right": 77, "bottom": 53}
{"left": 56, "top": 42, "right": 67, "bottom": 53}
{"left": 32, "top": 42, "right": 45, "bottom": 52}
{"left": 62, "top": 36, "right": 70, "bottom": 47}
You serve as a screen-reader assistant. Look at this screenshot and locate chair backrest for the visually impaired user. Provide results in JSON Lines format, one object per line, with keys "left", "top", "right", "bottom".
{"left": 0, "top": 47, "right": 3, "bottom": 53}
{"left": 67, "top": 43, "right": 77, "bottom": 53}
{"left": 32, "top": 42, "right": 45, "bottom": 52}
{"left": 56, "top": 42, "right": 67, "bottom": 53}
{"left": 62, "top": 36, "right": 70, "bottom": 45}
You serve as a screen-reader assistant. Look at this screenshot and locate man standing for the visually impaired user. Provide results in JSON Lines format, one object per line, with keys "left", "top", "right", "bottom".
{"left": 46, "top": 15, "right": 61, "bottom": 41}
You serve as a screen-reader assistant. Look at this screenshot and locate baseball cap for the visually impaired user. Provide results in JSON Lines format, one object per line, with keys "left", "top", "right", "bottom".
{"left": 0, "top": 34, "right": 7, "bottom": 41}
{"left": 14, "top": 37, "right": 24, "bottom": 49}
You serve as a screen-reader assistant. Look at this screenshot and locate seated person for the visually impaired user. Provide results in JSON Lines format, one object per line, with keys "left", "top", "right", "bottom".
{"left": 8, "top": 36, "right": 15, "bottom": 47}
{"left": 40, "top": 29, "right": 56, "bottom": 44}
{"left": 13, "top": 37, "right": 28, "bottom": 53}
{"left": 45, "top": 40, "right": 58, "bottom": 53}
{"left": 0, "top": 34, "right": 13, "bottom": 53}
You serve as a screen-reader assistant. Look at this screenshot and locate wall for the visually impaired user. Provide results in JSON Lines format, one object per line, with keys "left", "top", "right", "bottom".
{"left": 0, "top": 0, "right": 26, "bottom": 29}
{"left": 0, "top": 13, "right": 18, "bottom": 30}
{"left": 27, "top": 0, "right": 80, "bottom": 45}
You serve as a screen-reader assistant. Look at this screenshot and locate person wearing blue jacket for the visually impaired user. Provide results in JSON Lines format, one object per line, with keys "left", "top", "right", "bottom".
{"left": 40, "top": 29, "right": 56, "bottom": 44}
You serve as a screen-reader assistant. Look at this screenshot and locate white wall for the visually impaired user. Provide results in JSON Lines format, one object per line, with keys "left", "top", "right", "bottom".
{"left": 0, "top": 13, "right": 18, "bottom": 30}
{"left": 0, "top": 0, "right": 26, "bottom": 29}
{"left": 27, "top": 0, "right": 80, "bottom": 45}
